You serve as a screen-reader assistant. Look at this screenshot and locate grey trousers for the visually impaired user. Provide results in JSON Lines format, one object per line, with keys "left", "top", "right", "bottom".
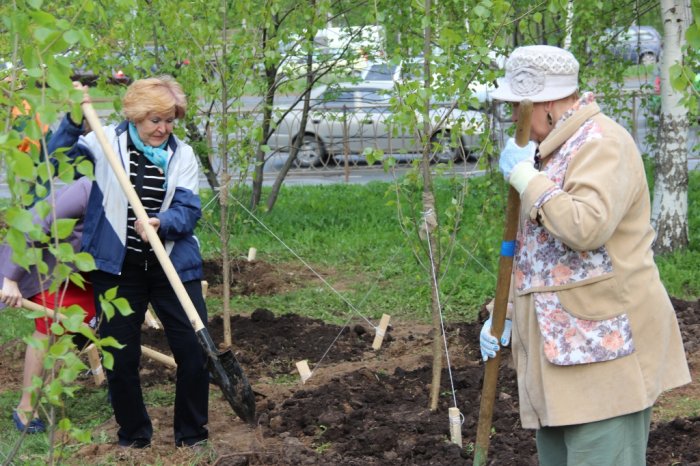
{"left": 536, "top": 407, "right": 652, "bottom": 466}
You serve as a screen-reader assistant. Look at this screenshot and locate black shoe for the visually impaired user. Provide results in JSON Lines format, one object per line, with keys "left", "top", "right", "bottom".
{"left": 118, "top": 438, "right": 151, "bottom": 449}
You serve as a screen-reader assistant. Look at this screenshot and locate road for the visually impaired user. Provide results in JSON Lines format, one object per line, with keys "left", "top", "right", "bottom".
{"left": 1, "top": 88, "right": 698, "bottom": 197}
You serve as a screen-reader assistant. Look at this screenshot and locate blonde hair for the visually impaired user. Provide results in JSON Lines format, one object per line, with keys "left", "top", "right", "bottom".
{"left": 122, "top": 75, "right": 187, "bottom": 122}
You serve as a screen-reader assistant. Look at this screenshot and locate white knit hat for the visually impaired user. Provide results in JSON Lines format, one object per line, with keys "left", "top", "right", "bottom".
{"left": 490, "top": 45, "right": 579, "bottom": 103}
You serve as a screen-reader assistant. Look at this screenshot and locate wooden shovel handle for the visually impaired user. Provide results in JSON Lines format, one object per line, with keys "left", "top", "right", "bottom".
{"left": 13, "top": 294, "right": 177, "bottom": 368}
{"left": 474, "top": 99, "right": 533, "bottom": 466}
{"left": 81, "top": 102, "right": 205, "bottom": 332}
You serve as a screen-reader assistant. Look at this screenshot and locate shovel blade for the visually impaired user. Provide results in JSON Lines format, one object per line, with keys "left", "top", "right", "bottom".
{"left": 196, "top": 329, "right": 256, "bottom": 423}
{"left": 209, "top": 348, "right": 256, "bottom": 423}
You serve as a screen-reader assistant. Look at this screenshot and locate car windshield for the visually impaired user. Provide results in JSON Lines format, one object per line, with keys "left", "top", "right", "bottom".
{"left": 364, "top": 63, "right": 396, "bottom": 81}
{"left": 315, "top": 87, "right": 391, "bottom": 109}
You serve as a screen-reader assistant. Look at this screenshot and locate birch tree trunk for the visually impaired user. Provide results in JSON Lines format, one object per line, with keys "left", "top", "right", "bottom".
{"left": 219, "top": 0, "right": 232, "bottom": 347}
{"left": 652, "top": 0, "right": 692, "bottom": 253}
{"left": 418, "top": 0, "right": 443, "bottom": 413}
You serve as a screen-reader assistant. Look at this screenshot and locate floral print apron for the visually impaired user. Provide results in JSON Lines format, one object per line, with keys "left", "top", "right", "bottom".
{"left": 514, "top": 93, "right": 635, "bottom": 366}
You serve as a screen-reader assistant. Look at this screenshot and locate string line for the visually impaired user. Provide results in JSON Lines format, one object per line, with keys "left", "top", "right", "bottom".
{"left": 424, "top": 211, "right": 458, "bottom": 409}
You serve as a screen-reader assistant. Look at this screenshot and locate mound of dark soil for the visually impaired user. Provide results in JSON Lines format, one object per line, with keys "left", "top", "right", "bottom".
{"left": 202, "top": 259, "right": 321, "bottom": 296}
{"left": 127, "top": 295, "right": 700, "bottom": 465}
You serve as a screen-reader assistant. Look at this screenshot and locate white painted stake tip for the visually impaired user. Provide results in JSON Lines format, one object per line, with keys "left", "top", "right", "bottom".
{"left": 371, "top": 314, "right": 391, "bottom": 351}
{"left": 247, "top": 247, "right": 257, "bottom": 261}
{"left": 448, "top": 407, "right": 463, "bottom": 447}
{"left": 296, "top": 360, "right": 311, "bottom": 383}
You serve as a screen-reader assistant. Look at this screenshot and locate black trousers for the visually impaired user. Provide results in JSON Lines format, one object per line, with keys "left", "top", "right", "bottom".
{"left": 91, "top": 261, "right": 209, "bottom": 447}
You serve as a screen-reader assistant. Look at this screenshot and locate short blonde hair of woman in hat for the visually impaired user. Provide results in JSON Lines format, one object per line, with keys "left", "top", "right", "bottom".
{"left": 479, "top": 45, "right": 690, "bottom": 466}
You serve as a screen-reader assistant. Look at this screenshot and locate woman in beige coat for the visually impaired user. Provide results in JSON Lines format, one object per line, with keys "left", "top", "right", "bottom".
{"left": 480, "top": 45, "right": 691, "bottom": 465}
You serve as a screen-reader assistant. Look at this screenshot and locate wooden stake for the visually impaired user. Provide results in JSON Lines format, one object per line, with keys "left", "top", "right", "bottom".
{"left": 295, "top": 360, "right": 311, "bottom": 383}
{"left": 141, "top": 345, "right": 177, "bottom": 368}
{"left": 144, "top": 308, "right": 161, "bottom": 329}
{"left": 247, "top": 247, "right": 257, "bottom": 261}
{"left": 201, "top": 280, "right": 209, "bottom": 299}
{"left": 372, "top": 314, "right": 391, "bottom": 350}
{"left": 449, "top": 407, "right": 462, "bottom": 447}
{"left": 85, "top": 343, "right": 105, "bottom": 386}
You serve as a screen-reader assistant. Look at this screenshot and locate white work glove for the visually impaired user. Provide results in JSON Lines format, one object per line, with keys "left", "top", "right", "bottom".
{"left": 498, "top": 138, "right": 537, "bottom": 178}
{"left": 498, "top": 138, "right": 540, "bottom": 194}
{"left": 479, "top": 317, "right": 512, "bottom": 361}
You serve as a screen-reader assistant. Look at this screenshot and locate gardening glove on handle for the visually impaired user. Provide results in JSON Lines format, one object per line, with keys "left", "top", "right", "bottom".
{"left": 480, "top": 317, "right": 512, "bottom": 361}
{"left": 498, "top": 138, "right": 540, "bottom": 194}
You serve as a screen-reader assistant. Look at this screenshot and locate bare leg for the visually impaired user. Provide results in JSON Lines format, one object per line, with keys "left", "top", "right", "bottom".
{"left": 15, "top": 331, "right": 46, "bottom": 424}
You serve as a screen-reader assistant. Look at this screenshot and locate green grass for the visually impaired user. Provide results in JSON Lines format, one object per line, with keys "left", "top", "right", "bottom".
{"left": 623, "top": 63, "right": 657, "bottom": 79}
{"left": 197, "top": 169, "right": 700, "bottom": 324}
{"left": 143, "top": 387, "right": 176, "bottom": 407}
{"left": 0, "top": 384, "right": 113, "bottom": 464}
{"left": 198, "top": 175, "right": 510, "bottom": 324}
{"left": 656, "top": 396, "right": 700, "bottom": 422}
{"left": 0, "top": 308, "right": 35, "bottom": 345}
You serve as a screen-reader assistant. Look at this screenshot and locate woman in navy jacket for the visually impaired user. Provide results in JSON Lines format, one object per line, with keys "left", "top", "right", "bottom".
{"left": 49, "top": 76, "right": 209, "bottom": 449}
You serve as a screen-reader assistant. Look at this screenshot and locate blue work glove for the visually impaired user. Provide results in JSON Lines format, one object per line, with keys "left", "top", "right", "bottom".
{"left": 498, "top": 138, "right": 537, "bottom": 180}
{"left": 479, "top": 317, "right": 512, "bottom": 361}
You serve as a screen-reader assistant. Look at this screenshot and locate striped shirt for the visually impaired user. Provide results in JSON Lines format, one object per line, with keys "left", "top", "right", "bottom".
{"left": 124, "top": 140, "right": 166, "bottom": 267}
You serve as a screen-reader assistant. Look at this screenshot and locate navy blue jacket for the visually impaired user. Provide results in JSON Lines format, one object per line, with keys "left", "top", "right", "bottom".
{"left": 49, "top": 115, "right": 203, "bottom": 282}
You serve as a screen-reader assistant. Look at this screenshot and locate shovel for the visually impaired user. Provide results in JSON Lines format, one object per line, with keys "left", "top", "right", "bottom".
{"left": 80, "top": 101, "right": 256, "bottom": 424}
{"left": 473, "top": 99, "right": 533, "bottom": 465}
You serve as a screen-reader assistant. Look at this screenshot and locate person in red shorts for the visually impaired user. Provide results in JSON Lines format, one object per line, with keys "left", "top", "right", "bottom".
{"left": 0, "top": 176, "right": 96, "bottom": 434}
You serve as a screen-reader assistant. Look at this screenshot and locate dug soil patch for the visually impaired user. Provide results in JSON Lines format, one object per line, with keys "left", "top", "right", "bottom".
{"left": 110, "top": 299, "right": 700, "bottom": 464}
{"left": 0, "top": 260, "right": 697, "bottom": 465}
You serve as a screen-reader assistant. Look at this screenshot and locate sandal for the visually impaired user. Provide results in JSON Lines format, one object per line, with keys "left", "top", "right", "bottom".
{"left": 12, "top": 410, "right": 46, "bottom": 434}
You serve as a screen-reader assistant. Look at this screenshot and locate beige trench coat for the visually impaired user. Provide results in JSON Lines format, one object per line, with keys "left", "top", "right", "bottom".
{"left": 511, "top": 96, "right": 691, "bottom": 429}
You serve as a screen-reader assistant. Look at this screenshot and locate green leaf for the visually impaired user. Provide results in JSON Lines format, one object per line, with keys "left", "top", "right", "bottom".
{"left": 99, "top": 336, "right": 124, "bottom": 350}
{"left": 74, "top": 252, "right": 96, "bottom": 272}
{"left": 6, "top": 207, "right": 35, "bottom": 232}
{"left": 104, "top": 286, "right": 118, "bottom": 301}
{"left": 27, "top": 310, "right": 48, "bottom": 319}
{"left": 669, "top": 64, "right": 686, "bottom": 91}
{"left": 26, "top": 67, "right": 43, "bottom": 78}
{"left": 686, "top": 24, "right": 700, "bottom": 49}
{"left": 77, "top": 160, "right": 94, "bottom": 177}
{"left": 54, "top": 218, "right": 78, "bottom": 240}
{"left": 113, "top": 297, "right": 134, "bottom": 316}
{"left": 50, "top": 322, "right": 65, "bottom": 335}
{"left": 57, "top": 160, "right": 76, "bottom": 183}
{"left": 54, "top": 242, "right": 76, "bottom": 261}
{"left": 46, "top": 379, "right": 64, "bottom": 404}
{"left": 9, "top": 151, "right": 35, "bottom": 179}
{"left": 55, "top": 19, "right": 71, "bottom": 31}
{"left": 47, "top": 66, "right": 73, "bottom": 91}
{"left": 70, "top": 101, "right": 83, "bottom": 121}
{"left": 101, "top": 301, "right": 114, "bottom": 320}
{"left": 34, "top": 184, "right": 49, "bottom": 199}
{"left": 58, "top": 418, "right": 72, "bottom": 431}
{"left": 33, "top": 27, "right": 55, "bottom": 43}
{"left": 473, "top": 5, "right": 489, "bottom": 18}
{"left": 102, "top": 350, "right": 114, "bottom": 370}
{"left": 72, "top": 427, "right": 92, "bottom": 443}
{"left": 27, "top": 0, "right": 43, "bottom": 8}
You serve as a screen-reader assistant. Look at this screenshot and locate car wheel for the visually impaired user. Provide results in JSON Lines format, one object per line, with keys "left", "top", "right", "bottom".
{"left": 430, "top": 130, "right": 465, "bottom": 163}
{"left": 293, "top": 134, "right": 327, "bottom": 168}
{"left": 639, "top": 53, "right": 657, "bottom": 65}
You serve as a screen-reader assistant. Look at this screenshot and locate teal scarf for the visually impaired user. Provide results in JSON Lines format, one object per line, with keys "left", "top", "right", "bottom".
{"left": 128, "top": 122, "right": 170, "bottom": 177}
